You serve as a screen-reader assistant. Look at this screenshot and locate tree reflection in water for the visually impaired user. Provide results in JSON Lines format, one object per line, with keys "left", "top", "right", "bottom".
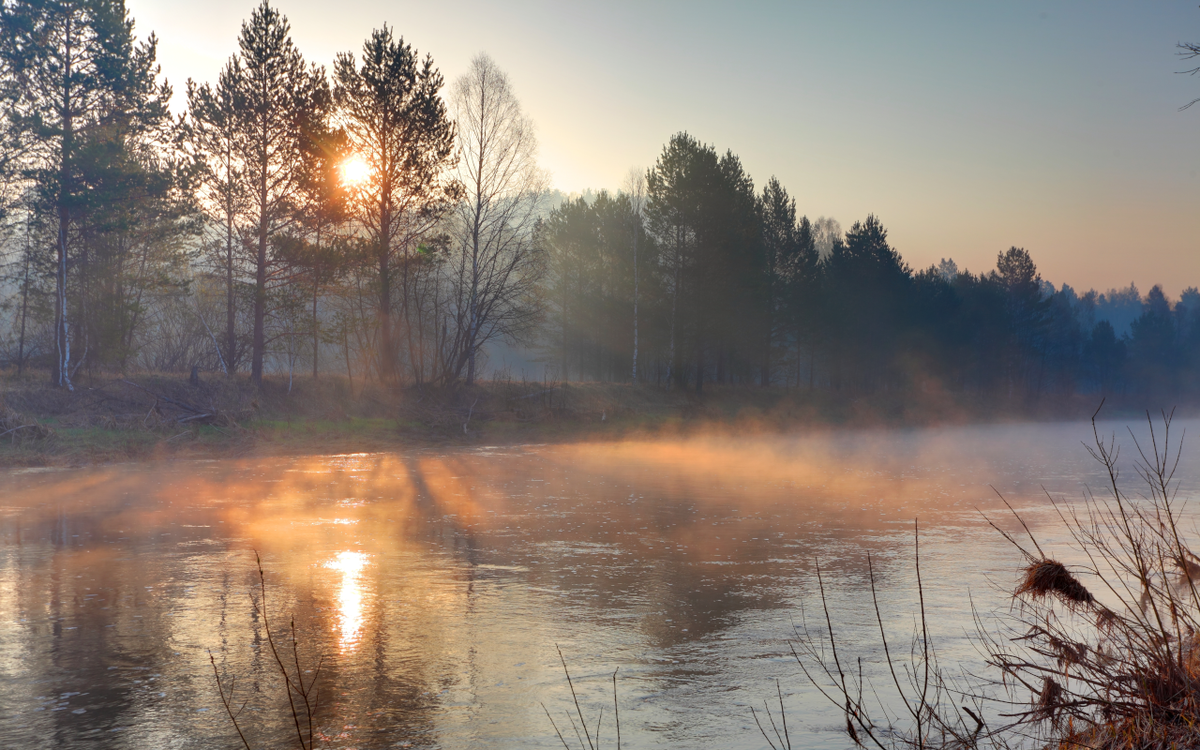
{"left": 0, "top": 422, "right": 1166, "bottom": 748}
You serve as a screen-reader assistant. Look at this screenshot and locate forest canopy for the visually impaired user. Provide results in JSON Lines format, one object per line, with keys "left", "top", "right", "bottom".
{"left": 0, "top": 0, "right": 1196, "bottom": 402}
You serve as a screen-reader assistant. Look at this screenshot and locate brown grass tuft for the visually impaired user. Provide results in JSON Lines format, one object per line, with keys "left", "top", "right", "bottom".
{"left": 1034, "top": 676, "right": 1066, "bottom": 726}
{"left": 1016, "top": 559, "right": 1095, "bottom": 609}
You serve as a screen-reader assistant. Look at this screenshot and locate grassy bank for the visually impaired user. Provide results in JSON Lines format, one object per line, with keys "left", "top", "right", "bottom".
{"left": 0, "top": 369, "right": 1189, "bottom": 466}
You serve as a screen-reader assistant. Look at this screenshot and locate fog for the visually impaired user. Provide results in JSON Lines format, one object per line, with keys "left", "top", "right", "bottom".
{"left": 1, "top": 420, "right": 1196, "bottom": 748}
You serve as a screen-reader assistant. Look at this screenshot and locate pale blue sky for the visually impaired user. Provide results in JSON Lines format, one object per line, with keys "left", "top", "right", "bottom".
{"left": 128, "top": 0, "right": 1200, "bottom": 295}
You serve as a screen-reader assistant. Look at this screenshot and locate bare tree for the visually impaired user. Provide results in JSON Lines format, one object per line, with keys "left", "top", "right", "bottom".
{"left": 811, "top": 216, "right": 842, "bottom": 259}
{"left": 1179, "top": 38, "right": 1200, "bottom": 111}
{"left": 442, "top": 54, "right": 547, "bottom": 385}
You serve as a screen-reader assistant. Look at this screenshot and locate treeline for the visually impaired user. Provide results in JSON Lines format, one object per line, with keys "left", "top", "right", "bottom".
{"left": 0, "top": 2, "right": 1195, "bottom": 401}
{"left": 0, "top": 0, "right": 542, "bottom": 390}
{"left": 545, "top": 134, "right": 1200, "bottom": 399}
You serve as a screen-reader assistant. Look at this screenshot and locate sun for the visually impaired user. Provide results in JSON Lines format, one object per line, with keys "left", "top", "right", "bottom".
{"left": 340, "top": 156, "right": 370, "bottom": 186}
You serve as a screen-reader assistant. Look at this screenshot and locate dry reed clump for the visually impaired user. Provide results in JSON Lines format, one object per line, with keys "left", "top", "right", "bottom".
{"left": 790, "top": 407, "right": 1200, "bottom": 750}
{"left": 1014, "top": 559, "right": 1095, "bottom": 609}
{"left": 980, "top": 408, "right": 1200, "bottom": 750}
{"left": 1032, "top": 676, "right": 1066, "bottom": 726}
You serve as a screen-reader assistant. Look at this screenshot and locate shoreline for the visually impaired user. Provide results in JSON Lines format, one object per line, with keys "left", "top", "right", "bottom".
{"left": 0, "top": 371, "right": 1188, "bottom": 468}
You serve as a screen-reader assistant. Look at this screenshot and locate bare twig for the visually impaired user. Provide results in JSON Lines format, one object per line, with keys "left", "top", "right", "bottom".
{"left": 556, "top": 645, "right": 596, "bottom": 750}
{"left": 210, "top": 651, "right": 253, "bottom": 750}
{"left": 0, "top": 424, "right": 38, "bottom": 440}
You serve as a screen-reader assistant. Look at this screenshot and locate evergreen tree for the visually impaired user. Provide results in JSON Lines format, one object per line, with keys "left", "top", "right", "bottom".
{"left": 646, "top": 133, "right": 710, "bottom": 388}
{"left": 334, "top": 25, "right": 457, "bottom": 384}
{"left": 186, "top": 70, "right": 245, "bottom": 373}
{"left": 542, "top": 195, "right": 597, "bottom": 381}
{"left": 1082, "top": 319, "right": 1125, "bottom": 395}
{"left": 1128, "top": 285, "right": 1181, "bottom": 395}
{"left": 0, "top": 0, "right": 172, "bottom": 387}
{"left": 992, "top": 247, "right": 1051, "bottom": 395}
{"left": 822, "top": 215, "right": 911, "bottom": 392}
{"left": 787, "top": 215, "right": 821, "bottom": 388}
{"left": 285, "top": 123, "right": 354, "bottom": 379}
{"left": 220, "top": 0, "right": 327, "bottom": 388}
{"left": 758, "top": 177, "right": 798, "bottom": 385}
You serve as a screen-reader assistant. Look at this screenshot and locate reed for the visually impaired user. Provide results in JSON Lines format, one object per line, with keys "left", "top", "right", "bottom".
{"left": 795, "top": 405, "right": 1200, "bottom": 750}
{"left": 210, "top": 552, "right": 325, "bottom": 750}
{"left": 980, "top": 406, "right": 1200, "bottom": 749}
{"left": 790, "top": 520, "right": 990, "bottom": 749}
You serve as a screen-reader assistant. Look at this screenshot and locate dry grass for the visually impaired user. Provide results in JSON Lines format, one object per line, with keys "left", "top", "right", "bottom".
{"left": 975, "top": 408, "right": 1200, "bottom": 749}
{"left": 791, "top": 405, "right": 1200, "bottom": 750}
{"left": 1014, "top": 559, "right": 1095, "bottom": 610}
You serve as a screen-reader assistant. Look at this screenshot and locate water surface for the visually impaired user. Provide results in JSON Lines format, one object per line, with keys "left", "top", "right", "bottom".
{"left": 1, "top": 419, "right": 1194, "bottom": 749}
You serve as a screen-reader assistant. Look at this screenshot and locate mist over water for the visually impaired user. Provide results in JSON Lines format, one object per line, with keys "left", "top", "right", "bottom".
{"left": 1, "top": 420, "right": 1196, "bottom": 749}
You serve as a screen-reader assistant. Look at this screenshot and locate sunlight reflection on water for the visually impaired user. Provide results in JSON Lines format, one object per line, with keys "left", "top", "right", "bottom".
{"left": 0, "top": 419, "right": 1196, "bottom": 749}
{"left": 325, "top": 551, "right": 369, "bottom": 650}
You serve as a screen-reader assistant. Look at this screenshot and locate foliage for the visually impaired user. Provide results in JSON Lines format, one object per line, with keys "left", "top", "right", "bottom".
{"left": 0, "top": 4, "right": 1198, "bottom": 404}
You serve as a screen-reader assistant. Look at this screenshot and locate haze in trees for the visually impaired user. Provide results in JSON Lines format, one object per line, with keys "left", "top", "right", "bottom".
{"left": 444, "top": 53, "right": 546, "bottom": 386}
{"left": 0, "top": 5, "right": 1196, "bottom": 406}
{"left": 334, "top": 25, "right": 457, "bottom": 385}
{"left": 0, "top": 0, "right": 182, "bottom": 389}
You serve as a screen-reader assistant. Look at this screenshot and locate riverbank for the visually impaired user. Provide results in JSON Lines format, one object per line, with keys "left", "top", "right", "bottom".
{"left": 0, "top": 369, "right": 1185, "bottom": 466}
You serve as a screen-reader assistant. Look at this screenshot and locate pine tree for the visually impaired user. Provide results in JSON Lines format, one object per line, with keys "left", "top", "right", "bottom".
{"left": 186, "top": 71, "right": 245, "bottom": 373}
{"left": 221, "top": 0, "right": 327, "bottom": 388}
{"left": 334, "top": 25, "right": 457, "bottom": 384}
{"left": 0, "top": 0, "right": 171, "bottom": 387}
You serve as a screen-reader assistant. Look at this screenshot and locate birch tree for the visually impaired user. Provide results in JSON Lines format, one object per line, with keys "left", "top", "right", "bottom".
{"left": 444, "top": 54, "right": 546, "bottom": 385}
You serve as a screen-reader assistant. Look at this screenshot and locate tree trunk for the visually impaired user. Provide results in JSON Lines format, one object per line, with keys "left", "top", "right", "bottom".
{"left": 632, "top": 225, "right": 639, "bottom": 384}
{"left": 17, "top": 253, "right": 29, "bottom": 376}
{"left": 379, "top": 248, "right": 392, "bottom": 383}
{"left": 54, "top": 202, "right": 71, "bottom": 389}
{"left": 401, "top": 240, "right": 422, "bottom": 386}
{"left": 378, "top": 197, "right": 394, "bottom": 384}
{"left": 312, "top": 281, "right": 319, "bottom": 379}
{"left": 53, "top": 18, "right": 74, "bottom": 390}
{"left": 762, "top": 286, "right": 773, "bottom": 387}
{"left": 666, "top": 245, "right": 680, "bottom": 390}
{"left": 561, "top": 281, "right": 570, "bottom": 384}
{"left": 225, "top": 213, "right": 236, "bottom": 375}
{"left": 251, "top": 217, "right": 266, "bottom": 388}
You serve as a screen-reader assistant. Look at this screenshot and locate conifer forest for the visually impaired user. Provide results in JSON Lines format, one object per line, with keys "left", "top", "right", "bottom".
{"left": 0, "top": 0, "right": 1196, "bottom": 403}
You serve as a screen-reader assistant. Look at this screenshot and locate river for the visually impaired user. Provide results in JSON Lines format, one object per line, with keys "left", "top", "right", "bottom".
{"left": 1, "top": 418, "right": 1195, "bottom": 749}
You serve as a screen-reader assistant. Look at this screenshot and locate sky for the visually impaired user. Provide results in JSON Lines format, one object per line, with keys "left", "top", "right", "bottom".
{"left": 126, "top": 0, "right": 1200, "bottom": 297}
